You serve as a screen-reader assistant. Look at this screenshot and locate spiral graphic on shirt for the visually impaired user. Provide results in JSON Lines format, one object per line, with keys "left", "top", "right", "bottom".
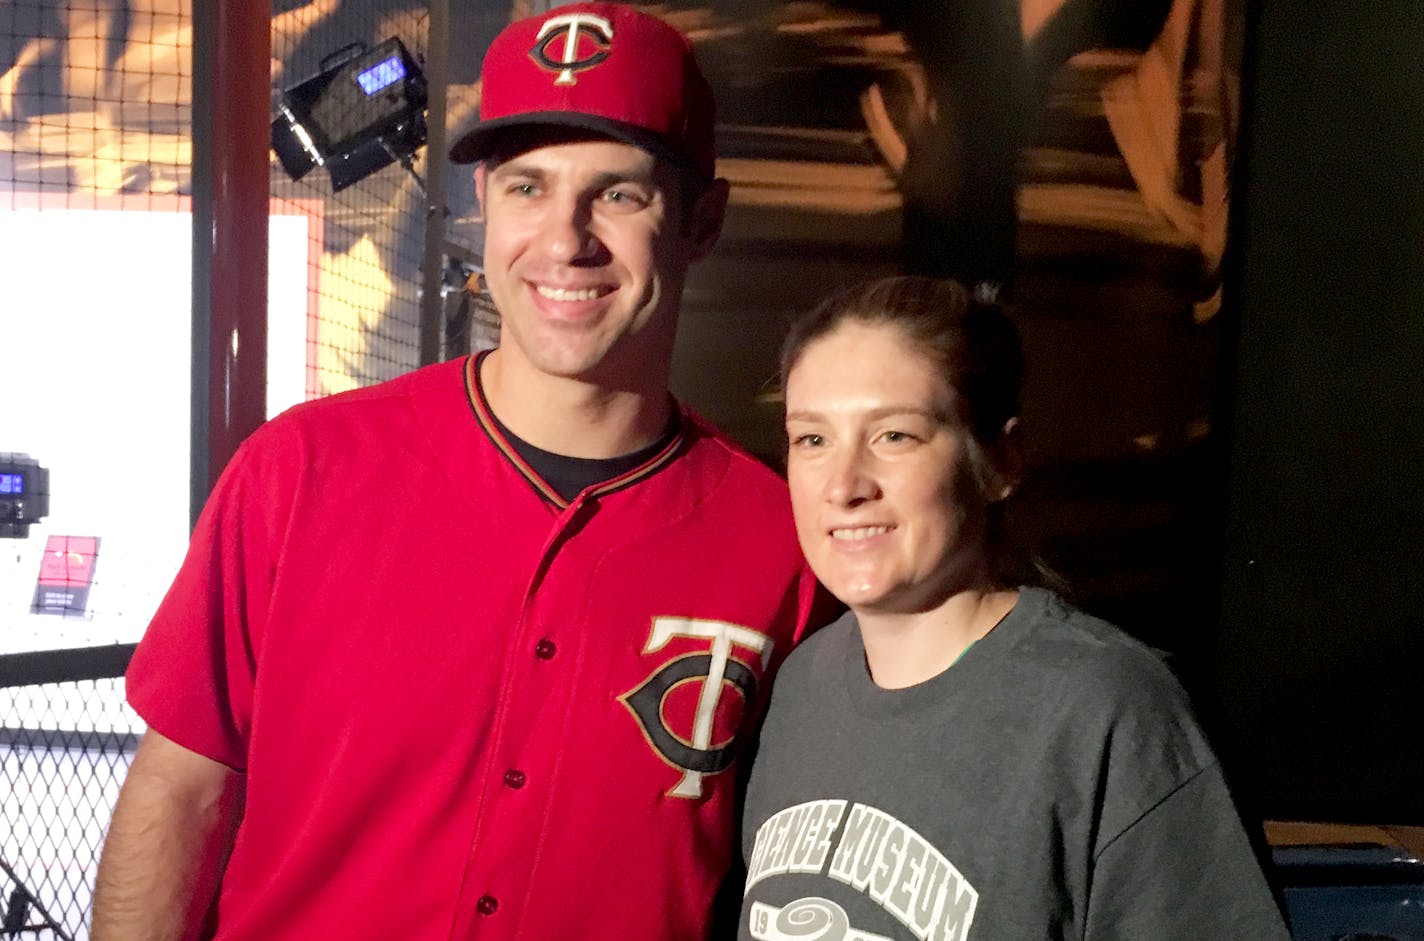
{"left": 777, "top": 898, "right": 848, "bottom": 939}
{"left": 747, "top": 899, "right": 892, "bottom": 941}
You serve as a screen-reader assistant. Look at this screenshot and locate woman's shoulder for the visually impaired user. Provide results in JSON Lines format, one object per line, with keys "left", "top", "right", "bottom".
{"left": 1009, "top": 588, "right": 1197, "bottom": 719}
{"left": 1015, "top": 588, "right": 1176, "bottom": 672}
{"left": 1010, "top": 590, "right": 1222, "bottom": 813}
{"left": 777, "top": 609, "right": 858, "bottom": 684}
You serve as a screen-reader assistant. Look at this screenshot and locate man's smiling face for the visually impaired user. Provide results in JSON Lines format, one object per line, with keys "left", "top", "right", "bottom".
{"left": 477, "top": 135, "right": 721, "bottom": 387}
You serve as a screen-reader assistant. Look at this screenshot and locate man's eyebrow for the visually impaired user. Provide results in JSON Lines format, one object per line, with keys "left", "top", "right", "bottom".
{"left": 489, "top": 161, "right": 658, "bottom": 188}
{"left": 587, "top": 167, "right": 661, "bottom": 190}
{"left": 486, "top": 164, "right": 542, "bottom": 187}
{"left": 489, "top": 159, "right": 544, "bottom": 177}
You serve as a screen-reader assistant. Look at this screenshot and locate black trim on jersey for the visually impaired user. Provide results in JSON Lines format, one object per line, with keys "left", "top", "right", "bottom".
{"left": 489, "top": 408, "right": 678, "bottom": 503}
{"left": 463, "top": 352, "right": 686, "bottom": 509}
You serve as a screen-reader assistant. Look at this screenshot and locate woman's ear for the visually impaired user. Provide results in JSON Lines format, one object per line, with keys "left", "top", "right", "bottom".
{"left": 986, "top": 417, "right": 1023, "bottom": 501}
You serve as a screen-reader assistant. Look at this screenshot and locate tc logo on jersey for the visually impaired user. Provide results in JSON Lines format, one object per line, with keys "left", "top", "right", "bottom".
{"left": 530, "top": 12, "right": 613, "bottom": 86}
{"left": 621, "top": 617, "right": 774, "bottom": 799}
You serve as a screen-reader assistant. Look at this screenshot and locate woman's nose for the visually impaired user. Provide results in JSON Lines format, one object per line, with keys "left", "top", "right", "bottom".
{"left": 826, "top": 446, "right": 878, "bottom": 506}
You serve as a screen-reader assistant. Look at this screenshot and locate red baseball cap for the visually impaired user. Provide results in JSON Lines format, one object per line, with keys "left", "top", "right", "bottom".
{"left": 448, "top": 3, "right": 717, "bottom": 180}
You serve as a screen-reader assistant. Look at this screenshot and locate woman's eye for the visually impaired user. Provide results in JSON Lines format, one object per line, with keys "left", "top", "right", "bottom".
{"left": 879, "top": 430, "right": 915, "bottom": 444}
{"left": 792, "top": 433, "right": 825, "bottom": 448}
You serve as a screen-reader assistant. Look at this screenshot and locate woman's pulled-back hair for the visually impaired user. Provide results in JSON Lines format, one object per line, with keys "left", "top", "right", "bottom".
{"left": 780, "top": 276, "right": 1024, "bottom": 445}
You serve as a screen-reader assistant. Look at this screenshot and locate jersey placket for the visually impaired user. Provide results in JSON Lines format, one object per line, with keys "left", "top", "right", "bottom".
{"left": 447, "top": 489, "right": 597, "bottom": 938}
{"left": 450, "top": 352, "right": 690, "bottom": 936}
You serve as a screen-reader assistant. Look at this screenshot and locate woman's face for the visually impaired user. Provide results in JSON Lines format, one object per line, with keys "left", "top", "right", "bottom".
{"left": 784, "top": 320, "right": 1002, "bottom": 615}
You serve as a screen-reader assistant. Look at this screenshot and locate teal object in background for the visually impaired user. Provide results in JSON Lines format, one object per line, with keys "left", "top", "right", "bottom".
{"left": 1274, "top": 845, "right": 1424, "bottom": 941}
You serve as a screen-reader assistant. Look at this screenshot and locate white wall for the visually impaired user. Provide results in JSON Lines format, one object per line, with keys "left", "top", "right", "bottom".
{"left": 0, "top": 206, "right": 314, "bottom": 657}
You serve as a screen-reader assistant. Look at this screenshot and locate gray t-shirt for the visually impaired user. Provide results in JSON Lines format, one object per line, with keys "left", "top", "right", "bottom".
{"left": 740, "top": 588, "right": 1290, "bottom": 940}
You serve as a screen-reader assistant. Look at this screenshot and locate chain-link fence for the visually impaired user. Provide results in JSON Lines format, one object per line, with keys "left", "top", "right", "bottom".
{"left": 270, "top": 1, "right": 431, "bottom": 394}
{"left": 3, "top": 0, "right": 196, "bottom": 928}
{"left": 1, "top": 652, "right": 139, "bottom": 941}
{"left": 1, "top": 1, "right": 486, "bottom": 936}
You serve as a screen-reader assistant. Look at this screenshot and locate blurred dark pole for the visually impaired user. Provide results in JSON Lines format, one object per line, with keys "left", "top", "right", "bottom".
{"left": 191, "top": 0, "right": 271, "bottom": 527}
{"left": 1215, "top": 0, "right": 1424, "bottom": 824}
{"left": 420, "top": 0, "right": 451, "bottom": 365}
{"left": 887, "top": 0, "right": 1025, "bottom": 289}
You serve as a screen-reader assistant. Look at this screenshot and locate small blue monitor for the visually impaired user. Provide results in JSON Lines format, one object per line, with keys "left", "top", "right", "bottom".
{"left": 0, "top": 473, "right": 22, "bottom": 495}
{"left": 356, "top": 56, "right": 406, "bottom": 96}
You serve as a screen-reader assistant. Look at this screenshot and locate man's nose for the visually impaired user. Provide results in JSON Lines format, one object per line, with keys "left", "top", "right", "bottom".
{"left": 537, "top": 195, "right": 600, "bottom": 264}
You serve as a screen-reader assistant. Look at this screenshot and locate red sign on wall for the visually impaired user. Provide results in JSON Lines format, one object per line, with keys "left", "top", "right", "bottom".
{"left": 31, "top": 535, "right": 101, "bottom": 616}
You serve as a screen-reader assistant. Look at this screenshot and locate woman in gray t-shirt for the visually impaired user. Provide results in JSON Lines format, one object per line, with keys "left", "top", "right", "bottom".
{"left": 739, "top": 275, "right": 1290, "bottom": 941}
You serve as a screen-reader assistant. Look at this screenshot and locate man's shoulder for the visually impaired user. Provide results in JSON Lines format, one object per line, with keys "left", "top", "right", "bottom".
{"left": 678, "top": 406, "right": 788, "bottom": 497}
{"left": 208, "top": 359, "right": 475, "bottom": 504}
{"left": 273, "top": 357, "right": 465, "bottom": 422}
{"left": 248, "top": 358, "right": 468, "bottom": 448}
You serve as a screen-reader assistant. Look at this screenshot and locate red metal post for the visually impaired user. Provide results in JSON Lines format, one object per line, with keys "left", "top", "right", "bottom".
{"left": 205, "top": 0, "right": 271, "bottom": 493}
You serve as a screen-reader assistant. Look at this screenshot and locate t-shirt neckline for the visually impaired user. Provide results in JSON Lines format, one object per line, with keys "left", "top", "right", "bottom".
{"left": 842, "top": 587, "right": 1048, "bottom": 719}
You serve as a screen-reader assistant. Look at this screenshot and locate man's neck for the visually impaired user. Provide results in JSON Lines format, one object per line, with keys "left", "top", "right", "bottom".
{"left": 479, "top": 347, "right": 673, "bottom": 459}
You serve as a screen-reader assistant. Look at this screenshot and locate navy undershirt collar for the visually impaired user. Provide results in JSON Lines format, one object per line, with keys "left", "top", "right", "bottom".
{"left": 487, "top": 408, "right": 679, "bottom": 503}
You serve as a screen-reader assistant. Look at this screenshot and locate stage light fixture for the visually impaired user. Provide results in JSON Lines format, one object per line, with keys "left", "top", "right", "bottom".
{"left": 272, "top": 37, "right": 428, "bottom": 193}
{"left": 1, "top": 453, "right": 50, "bottom": 539}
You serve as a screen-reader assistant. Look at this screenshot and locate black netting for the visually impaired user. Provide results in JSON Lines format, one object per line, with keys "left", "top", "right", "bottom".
{"left": 1, "top": 677, "right": 140, "bottom": 941}
{"left": 270, "top": 2, "right": 434, "bottom": 395}
{"left": 3, "top": 0, "right": 193, "bottom": 932}
{"left": 2, "top": 2, "right": 449, "bottom": 937}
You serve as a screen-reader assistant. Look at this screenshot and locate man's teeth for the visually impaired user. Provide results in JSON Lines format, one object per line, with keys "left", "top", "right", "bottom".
{"left": 536, "top": 285, "right": 602, "bottom": 301}
{"left": 830, "top": 526, "right": 891, "bottom": 540}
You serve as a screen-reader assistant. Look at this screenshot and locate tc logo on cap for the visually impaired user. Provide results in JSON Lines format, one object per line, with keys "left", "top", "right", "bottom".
{"left": 531, "top": 12, "right": 614, "bottom": 86}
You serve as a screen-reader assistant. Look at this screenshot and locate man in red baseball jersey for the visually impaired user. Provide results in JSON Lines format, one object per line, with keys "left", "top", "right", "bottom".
{"left": 92, "top": 5, "right": 825, "bottom": 939}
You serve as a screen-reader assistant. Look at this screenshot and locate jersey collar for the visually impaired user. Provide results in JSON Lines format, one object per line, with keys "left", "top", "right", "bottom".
{"left": 463, "top": 351, "right": 685, "bottom": 510}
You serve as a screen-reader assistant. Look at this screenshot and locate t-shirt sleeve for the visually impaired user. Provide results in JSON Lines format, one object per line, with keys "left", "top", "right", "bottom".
{"left": 1084, "top": 763, "right": 1292, "bottom": 941}
{"left": 124, "top": 433, "right": 287, "bottom": 771}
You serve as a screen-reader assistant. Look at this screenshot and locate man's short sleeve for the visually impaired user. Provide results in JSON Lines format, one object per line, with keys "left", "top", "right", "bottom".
{"left": 125, "top": 433, "right": 288, "bottom": 770}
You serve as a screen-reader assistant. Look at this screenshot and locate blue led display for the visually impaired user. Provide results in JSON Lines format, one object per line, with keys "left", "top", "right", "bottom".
{"left": 355, "top": 56, "right": 406, "bottom": 95}
{"left": 0, "top": 473, "right": 22, "bottom": 495}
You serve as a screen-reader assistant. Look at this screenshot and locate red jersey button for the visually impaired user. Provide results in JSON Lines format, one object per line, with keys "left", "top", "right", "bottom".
{"left": 534, "top": 639, "right": 556, "bottom": 660}
{"left": 503, "top": 769, "right": 526, "bottom": 789}
{"left": 476, "top": 895, "right": 498, "bottom": 915}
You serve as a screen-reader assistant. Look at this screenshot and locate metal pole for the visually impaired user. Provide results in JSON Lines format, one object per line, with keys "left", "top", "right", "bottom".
{"left": 0, "top": 857, "right": 73, "bottom": 941}
{"left": 192, "top": 0, "right": 272, "bottom": 522}
{"left": 419, "top": 0, "right": 452, "bottom": 365}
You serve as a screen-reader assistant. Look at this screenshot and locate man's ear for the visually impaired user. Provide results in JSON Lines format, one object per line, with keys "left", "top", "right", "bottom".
{"left": 686, "top": 177, "right": 730, "bottom": 261}
{"left": 474, "top": 165, "right": 487, "bottom": 218}
{"left": 987, "top": 417, "right": 1023, "bottom": 501}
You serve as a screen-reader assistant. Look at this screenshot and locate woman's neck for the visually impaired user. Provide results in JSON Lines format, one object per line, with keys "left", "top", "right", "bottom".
{"left": 855, "top": 588, "right": 1019, "bottom": 689}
